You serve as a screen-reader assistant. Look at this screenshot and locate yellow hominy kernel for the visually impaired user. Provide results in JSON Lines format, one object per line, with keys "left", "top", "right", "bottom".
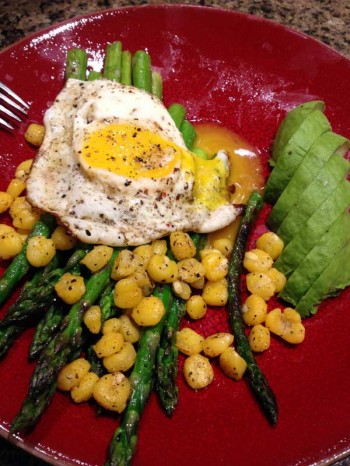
{"left": 170, "top": 231, "right": 196, "bottom": 260}
{"left": 26, "top": 236, "right": 56, "bottom": 267}
{"left": 57, "top": 358, "right": 91, "bottom": 391}
{"left": 103, "top": 342, "right": 137, "bottom": 373}
{"left": 0, "top": 192, "right": 13, "bottom": 214}
{"left": 186, "top": 295, "right": 207, "bottom": 319}
{"left": 241, "top": 294, "right": 268, "bottom": 326}
{"left": 243, "top": 249, "right": 273, "bottom": 273}
{"left": 256, "top": 232, "right": 284, "bottom": 260}
{"left": 147, "top": 254, "right": 178, "bottom": 283}
{"left": 246, "top": 272, "right": 276, "bottom": 301}
{"left": 71, "top": 372, "right": 99, "bottom": 403}
{"left": 172, "top": 280, "right": 191, "bottom": 300}
{"left": 219, "top": 347, "right": 247, "bottom": 381}
{"left": 119, "top": 314, "right": 140, "bottom": 343}
{"left": 92, "top": 372, "right": 131, "bottom": 413}
{"left": 0, "top": 224, "right": 14, "bottom": 235}
{"left": 150, "top": 239, "right": 167, "bottom": 255}
{"left": 177, "top": 258, "right": 205, "bottom": 284}
{"left": 132, "top": 296, "right": 165, "bottom": 326}
{"left": 133, "top": 244, "right": 153, "bottom": 269}
{"left": 12, "top": 208, "right": 40, "bottom": 230}
{"left": 266, "top": 268, "right": 287, "bottom": 293}
{"left": 80, "top": 245, "right": 113, "bottom": 272}
{"left": 201, "top": 251, "right": 229, "bottom": 281}
{"left": 102, "top": 317, "right": 122, "bottom": 335}
{"left": 202, "top": 333, "right": 234, "bottom": 358}
{"left": 114, "top": 277, "right": 143, "bottom": 309}
{"left": 212, "top": 238, "right": 233, "bottom": 257}
{"left": 9, "top": 196, "right": 31, "bottom": 217}
{"left": 51, "top": 225, "right": 77, "bottom": 250}
{"left": 83, "top": 305, "right": 102, "bottom": 334}
{"left": 16, "top": 228, "right": 30, "bottom": 243}
{"left": 128, "top": 267, "right": 154, "bottom": 297}
{"left": 6, "top": 178, "right": 26, "bottom": 199}
{"left": 190, "top": 276, "right": 205, "bottom": 290}
{"left": 183, "top": 354, "right": 214, "bottom": 389}
{"left": 0, "top": 230, "right": 23, "bottom": 259}
{"left": 111, "top": 249, "right": 139, "bottom": 280}
{"left": 176, "top": 328, "right": 204, "bottom": 356}
{"left": 265, "top": 307, "right": 305, "bottom": 344}
{"left": 15, "top": 159, "right": 33, "bottom": 181}
{"left": 93, "top": 332, "right": 124, "bottom": 358}
{"left": 248, "top": 324, "right": 271, "bottom": 352}
{"left": 202, "top": 278, "right": 228, "bottom": 307}
{"left": 25, "top": 123, "right": 45, "bottom": 147}
{"left": 55, "top": 273, "right": 86, "bottom": 304}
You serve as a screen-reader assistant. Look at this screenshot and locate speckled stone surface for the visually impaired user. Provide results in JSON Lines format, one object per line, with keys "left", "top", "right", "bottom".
{"left": 1, "top": 0, "right": 350, "bottom": 56}
{"left": 0, "top": 1, "right": 350, "bottom": 465}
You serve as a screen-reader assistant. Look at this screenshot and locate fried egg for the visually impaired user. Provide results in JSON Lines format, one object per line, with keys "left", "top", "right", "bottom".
{"left": 26, "top": 79, "right": 240, "bottom": 246}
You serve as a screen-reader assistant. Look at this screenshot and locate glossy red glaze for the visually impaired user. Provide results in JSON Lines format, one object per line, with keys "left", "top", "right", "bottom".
{"left": 0, "top": 5, "right": 349, "bottom": 466}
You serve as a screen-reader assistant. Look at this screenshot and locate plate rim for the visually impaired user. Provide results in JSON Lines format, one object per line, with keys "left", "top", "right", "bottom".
{"left": 0, "top": 4, "right": 349, "bottom": 466}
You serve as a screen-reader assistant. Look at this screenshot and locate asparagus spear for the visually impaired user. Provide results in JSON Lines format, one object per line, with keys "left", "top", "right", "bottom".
{"left": 120, "top": 51, "right": 132, "bottom": 86}
{"left": 65, "top": 48, "right": 88, "bottom": 80}
{"left": 106, "top": 284, "right": 172, "bottom": 466}
{"left": 167, "top": 103, "right": 186, "bottom": 129}
{"left": 151, "top": 71, "right": 163, "bottom": 100}
{"left": 180, "top": 119, "right": 197, "bottom": 150}
{"left": 0, "top": 244, "right": 91, "bottom": 328}
{"left": 104, "top": 41, "right": 123, "bottom": 82}
{"left": 85, "top": 282, "right": 118, "bottom": 376}
{"left": 155, "top": 232, "right": 207, "bottom": 414}
{"left": 132, "top": 50, "right": 152, "bottom": 93}
{"left": 10, "top": 248, "right": 120, "bottom": 433}
{"left": 227, "top": 191, "right": 278, "bottom": 425}
{"left": 88, "top": 70, "right": 102, "bottom": 81}
{"left": 29, "top": 300, "right": 67, "bottom": 360}
{"left": 0, "top": 213, "right": 56, "bottom": 306}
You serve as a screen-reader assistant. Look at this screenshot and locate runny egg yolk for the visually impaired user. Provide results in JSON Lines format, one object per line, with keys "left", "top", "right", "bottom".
{"left": 80, "top": 123, "right": 232, "bottom": 211}
{"left": 81, "top": 123, "right": 186, "bottom": 179}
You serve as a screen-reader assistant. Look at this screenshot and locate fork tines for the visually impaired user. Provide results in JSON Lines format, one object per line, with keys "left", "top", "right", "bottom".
{"left": 0, "top": 82, "right": 30, "bottom": 130}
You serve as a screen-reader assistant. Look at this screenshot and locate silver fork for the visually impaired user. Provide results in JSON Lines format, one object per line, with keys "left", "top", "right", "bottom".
{"left": 0, "top": 82, "right": 30, "bottom": 130}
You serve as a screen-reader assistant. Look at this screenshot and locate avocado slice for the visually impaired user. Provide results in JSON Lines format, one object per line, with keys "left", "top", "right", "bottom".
{"left": 276, "top": 153, "right": 350, "bottom": 243}
{"left": 279, "top": 211, "right": 350, "bottom": 306}
{"left": 295, "top": 240, "right": 350, "bottom": 317}
{"left": 271, "top": 100, "right": 325, "bottom": 162}
{"left": 267, "top": 131, "right": 349, "bottom": 231}
{"left": 275, "top": 179, "right": 350, "bottom": 277}
{"left": 264, "top": 109, "right": 331, "bottom": 204}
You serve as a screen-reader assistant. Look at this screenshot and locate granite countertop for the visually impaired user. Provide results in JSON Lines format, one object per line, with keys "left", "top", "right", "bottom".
{"left": 0, "top": 1, "right": 350, "bottom": 465}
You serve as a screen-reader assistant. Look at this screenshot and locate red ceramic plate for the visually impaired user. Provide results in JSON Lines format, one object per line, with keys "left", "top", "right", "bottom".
{"left": 0, "top": 5, "right": 349, "bottom": 466}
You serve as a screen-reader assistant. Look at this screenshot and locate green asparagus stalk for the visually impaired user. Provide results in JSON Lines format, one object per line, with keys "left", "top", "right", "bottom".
{"left": 167, "top": 103, "right": 186, "bottom": 129}
{"left": 120, "top": 51, "right": 132, "bottom": 86}
{"left": 228, "top": 191, "right": 278, "bottom": 425}
{"left": 151, "top": 71, "right": 163, "bottom": 100}
{"left": 0, "top": 213, "right": 56, "bottom": 306}
{"left": 0, "top": 244, "right": 91, "bottom": 328}
{"left": 132, "top": 50, "right": 152, "bottom": 93}
{"left": 180, "top": 119, "right": 197, "bottom": 150}
{"left": 10, "top": 248, "right": 120, "bottom": 433}
{"left": 88, "top": 70, "right": 102, "bottom": 81}
{"left": 65, "top": 48, "right": 88, "bottom": 80}
{"left": 155, "top": 232, "right": 207, "bottom": 415}
{"left": 29, "top": 301, "right": 67, "bottom": 360}
{"left": 106, "top": 284, "right": 172, "bottom": 466}
{"left": 85, "top": 282, "right": 117, "bottom": 376}
{"left": 155, "top": 296, "right": 185, "bottom": 416}
{"left": 104, "top": 41, "right": 123, "bottom": 82}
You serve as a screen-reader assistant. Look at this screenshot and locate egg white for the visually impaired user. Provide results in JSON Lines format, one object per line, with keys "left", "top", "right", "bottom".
{"left": 26, "top": 79, "right": 240, "bottom": 246}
